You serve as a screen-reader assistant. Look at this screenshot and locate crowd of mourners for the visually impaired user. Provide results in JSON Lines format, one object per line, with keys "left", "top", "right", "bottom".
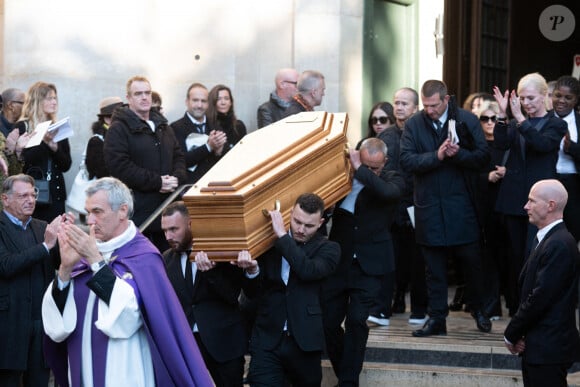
{"left": 0, "top": 68, "right": 579, "bottom": 387}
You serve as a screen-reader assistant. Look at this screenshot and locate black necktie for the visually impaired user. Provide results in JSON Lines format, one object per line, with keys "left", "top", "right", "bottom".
{"left": 434, "top": 120, "right": 442, "bottom": 132}
{"left": 193, "top": 123, "right": 204, "bottom": 134}
{"left": 184, "top": 252, "right": 195, "bottom": 294}
{"left": 531, "top": 236, "right": 539, "bottom": 251}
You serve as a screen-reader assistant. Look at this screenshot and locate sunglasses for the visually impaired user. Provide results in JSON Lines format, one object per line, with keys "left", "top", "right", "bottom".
{"left": 479, "top": 115, "right": 497, "bottom": 123}
{"left": 370, "top": 116, "right": 390, "bottom": 125}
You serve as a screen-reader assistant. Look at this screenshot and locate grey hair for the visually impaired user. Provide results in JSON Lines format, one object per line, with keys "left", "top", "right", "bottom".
{"left": 297, "top": 70, "right": 324, "bottom": 94}
{"left": 86, "top": 177, "right": 134, "bottom": 217}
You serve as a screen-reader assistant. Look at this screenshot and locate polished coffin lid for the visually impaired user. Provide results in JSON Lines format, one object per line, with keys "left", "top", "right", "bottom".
{"left": 182, "top": 111, "right": 352, "bottom": 261}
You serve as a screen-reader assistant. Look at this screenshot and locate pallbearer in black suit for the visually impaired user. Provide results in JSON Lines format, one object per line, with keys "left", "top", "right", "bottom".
{"left": 322, "top": 137, "right": 404, "bottom": 386}
{"left": 233, "top": 193, "right": 340, "bottom": 387}
{"left": 504, "top": 179, "right": 580, "bottom": 387}
{"left": 161, "top": 201, "right": 247, "bottom": 387}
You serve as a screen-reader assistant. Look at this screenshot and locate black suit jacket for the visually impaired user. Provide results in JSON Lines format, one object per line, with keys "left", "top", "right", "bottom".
{"left": 243, "top": 233, "right": 340, "bottom": 352}
{"left": 163, "top": 249, "right": 247, "bottom": 362}
{"left": 0, "top": 211, "right": 58, "bottom": 369}
{"left": 170, "top": 114, "right": 218, "bottom": 183}
{"left": 504, "top": 222, "right": 580, "bottom": 364}
{"left": 329, "top": 166, "right": 403, "bottom": 276}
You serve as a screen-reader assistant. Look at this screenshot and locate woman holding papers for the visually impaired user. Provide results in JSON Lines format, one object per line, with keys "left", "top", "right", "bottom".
{"left": 16, "top": 81, "right": 71, "bottom": 222}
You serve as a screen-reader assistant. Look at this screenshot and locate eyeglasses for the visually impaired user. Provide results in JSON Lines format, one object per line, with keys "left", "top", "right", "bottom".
{"left": 10, "top": 188, "right": 39, "bottom": 201}
{"left": 283, "top": 81, "right": 297, "bottom": 85}
{"left": 370, "top": 116, "right": 390, "bottom": 125}
{"left": 479, "top": 115, "right": 497, "bottom": 123}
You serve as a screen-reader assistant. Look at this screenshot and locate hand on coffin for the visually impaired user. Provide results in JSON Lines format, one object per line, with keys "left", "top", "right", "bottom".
{"left": 195, "top": 251, "right": 216, "bottom": 271}
{"left": 348, "top": 149, "right": 362, "bottom": 170}
{"left": 269, "top": 210, "right": 287, "bottom": 238}
{"left": 231, "top": 250, "right": 259, "bottom": 275}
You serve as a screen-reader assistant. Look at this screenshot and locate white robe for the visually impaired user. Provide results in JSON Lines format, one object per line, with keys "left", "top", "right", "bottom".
{"left": 41, "top": 222, "right": 155, "bottom": 387}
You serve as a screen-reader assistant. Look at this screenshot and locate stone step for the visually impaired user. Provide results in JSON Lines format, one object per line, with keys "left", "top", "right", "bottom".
{"left": 318, "top": 306, "right": 580, "bottom": 386}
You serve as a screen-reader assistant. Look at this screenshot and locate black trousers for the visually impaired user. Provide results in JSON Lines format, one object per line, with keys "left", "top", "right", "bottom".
{"left": 392, "top": 223, "right": 427, "bottom": 314}
{"left": 322, "top": 259, "right": 382, "bottom": 387}
{"left": 421, "top": 242, "right": 484, "bottom": 320}
{"left": 0, "top": 320, "right": 49, "bottom": 387}
{"left": 247, "top": 333, "right": 322, "bottom": 387}
{"left": 521, "top": 361, "right": 571, "bottom": 387}
{"left": 194, "top": 333, "right": 245, "bottom": 387}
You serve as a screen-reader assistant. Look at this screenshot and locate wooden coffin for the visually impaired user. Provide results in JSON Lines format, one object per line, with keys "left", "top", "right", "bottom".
{"left": 182, "top": 111, "right": 352, "bottom": 261}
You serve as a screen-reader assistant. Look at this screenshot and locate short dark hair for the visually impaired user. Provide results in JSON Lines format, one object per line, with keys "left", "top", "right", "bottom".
{"left": 295, "top": 193, "right": 324, "bottom": 215}
{"left": 555, "top": 75, "right": 580, "bottom": 98}
{"left": 186, "top": 82, "right": 207, "bottom": 99}
{"left": 162, "top": 200, "right": 189, "bottom": 218}
{"left": 421, "top": 80, "right": 447, "bottom": 100}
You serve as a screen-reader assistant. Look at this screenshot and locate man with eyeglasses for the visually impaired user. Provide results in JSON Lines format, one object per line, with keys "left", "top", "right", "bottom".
{"left": 257, "top": 68, "right": 299, "bottom": 128}
{"left": 400, "top": 80, "right": 492, "bottom": 337}
{"left": 322, "top": 137, "right": 404, "bottom": 386}
{"left": 104, "top": 75, "right": 186, "bottom": 252}
{"left": 0, "top": 174, "right": 66, "bottom": 387}
{"left": 1, "top": 88, "right": 28, "bottom": 175}
{"left": 282, "top": 70, "right": 326, "bottom": 118}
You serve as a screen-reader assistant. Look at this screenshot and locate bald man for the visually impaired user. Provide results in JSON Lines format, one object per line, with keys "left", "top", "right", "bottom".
{"left": 504, "top": 179, "right": 580, "bottom": 387}
{"left": 257, "top": 68, "right": 299, "bottom": 128}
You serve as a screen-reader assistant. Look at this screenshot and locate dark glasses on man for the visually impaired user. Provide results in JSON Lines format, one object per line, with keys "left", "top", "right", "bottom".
{"left": 479, "top": 115, "right": 497, "bottom": 122}
{"left": 370, "top": 116, "right": 389, "bottom": 125}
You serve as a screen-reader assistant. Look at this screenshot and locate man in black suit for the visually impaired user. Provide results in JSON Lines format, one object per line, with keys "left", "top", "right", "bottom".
{"left": 234, "top": 193, "right": 340, "bottom": 387}
{"left": 0, "top": 174, "right": 63, "bottom": 387}
{"left": 504, "top": 179, "right": 580, "bottom": 387}
{"left": 321, "top": 137, "right": 404, "bottom": 386}
{"left": 400, "top": 80, "right": 492, "bottom": 337}
{"left": 170, "top": 83, "right": 227, "bottom": 183}
{"left": 161, "top": 201, "right": 247, "bottom": 387}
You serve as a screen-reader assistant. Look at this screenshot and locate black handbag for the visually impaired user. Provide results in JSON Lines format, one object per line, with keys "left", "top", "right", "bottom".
{"left": 26, "top": 159, "right": 52, "bottom": 205}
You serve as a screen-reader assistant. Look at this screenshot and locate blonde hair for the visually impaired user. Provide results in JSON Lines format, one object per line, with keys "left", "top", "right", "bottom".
{"left": 475, "top": 100, "right": 500, "bottom": 117}
{"left": 19, "top": 82, "right": 57, "bottom": 131}
{"left": 126, "top": 75, "right": 150, "bottom": 95}
{"left": 517, "top": 72, "right": 548, "bottom": 96}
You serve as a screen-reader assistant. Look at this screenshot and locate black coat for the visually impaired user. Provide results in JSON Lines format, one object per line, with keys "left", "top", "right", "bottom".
{"left": 104, "top": 107, "right": 186, "bottom": 229}
{"left": 493, "top": 115, "right": 567, "bottom": 216}
{"left": 0, "top": 212, "right": 58, "bottom": 369}
{"left": 19, "top": 124, "right": 72, "bottom": 222}
{"left": 504, "top": 222, "right": 580, "bottom": 364}
{"left": 400, "top": 108, "right": 489, "bottom": 246}
{"left": 163, "top": 250, "right": 247, "bottom": 363}
{"left": 257, "top": 93, "right": 289, "bottom": 128}
{"left": 243, "top": 233, "right": 340, "bottom": 352}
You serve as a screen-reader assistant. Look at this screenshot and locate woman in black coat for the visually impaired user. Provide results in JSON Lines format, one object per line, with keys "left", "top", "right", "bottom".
{"left": 16, "top": 82, "right": 71, "bottom": 222}
{"left": 206, "top": 84, "right": 246, "bottom": 157}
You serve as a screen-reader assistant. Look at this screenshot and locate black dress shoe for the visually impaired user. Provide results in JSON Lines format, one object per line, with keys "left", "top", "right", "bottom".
{"left": 412, "top": 318, "right": 447, "bottom": 337}
{"left": 472, "top": 310, "right": 492, "bottom": 333}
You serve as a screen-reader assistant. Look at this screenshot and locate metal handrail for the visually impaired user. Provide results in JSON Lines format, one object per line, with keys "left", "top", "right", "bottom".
{"left": 138, "top": 184, "right": 193, "bottom": 232}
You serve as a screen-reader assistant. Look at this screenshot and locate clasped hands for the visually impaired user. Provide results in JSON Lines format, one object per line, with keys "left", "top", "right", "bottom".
{"left": 437, "top": 138, "right": 459, "bottom": 160}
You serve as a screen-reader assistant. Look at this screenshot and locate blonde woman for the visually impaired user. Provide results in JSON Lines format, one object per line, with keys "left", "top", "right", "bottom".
{"left": 16, "top": 81, "right": 71, "bottom": 221}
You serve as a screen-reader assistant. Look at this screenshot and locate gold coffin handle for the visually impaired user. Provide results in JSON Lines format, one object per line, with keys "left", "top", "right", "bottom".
{"left": 262, "top": 199, "right": 281, "bottom": 218}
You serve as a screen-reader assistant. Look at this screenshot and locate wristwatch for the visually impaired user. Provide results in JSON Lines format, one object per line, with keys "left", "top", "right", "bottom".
{"left": 90, "top": 260, "right": 106, "bottom": 273}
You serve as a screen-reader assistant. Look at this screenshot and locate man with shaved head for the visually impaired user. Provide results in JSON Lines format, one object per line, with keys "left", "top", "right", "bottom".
{"left": 504, "top": 179, "right": 580, "bottom": 387}
{"left": 257, "top": 68, "right": 299, "bottom": 128}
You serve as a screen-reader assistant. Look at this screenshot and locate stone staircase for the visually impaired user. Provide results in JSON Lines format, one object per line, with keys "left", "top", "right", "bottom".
{"left": 321, "top": 304, "right": 580, "bottom": 387}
